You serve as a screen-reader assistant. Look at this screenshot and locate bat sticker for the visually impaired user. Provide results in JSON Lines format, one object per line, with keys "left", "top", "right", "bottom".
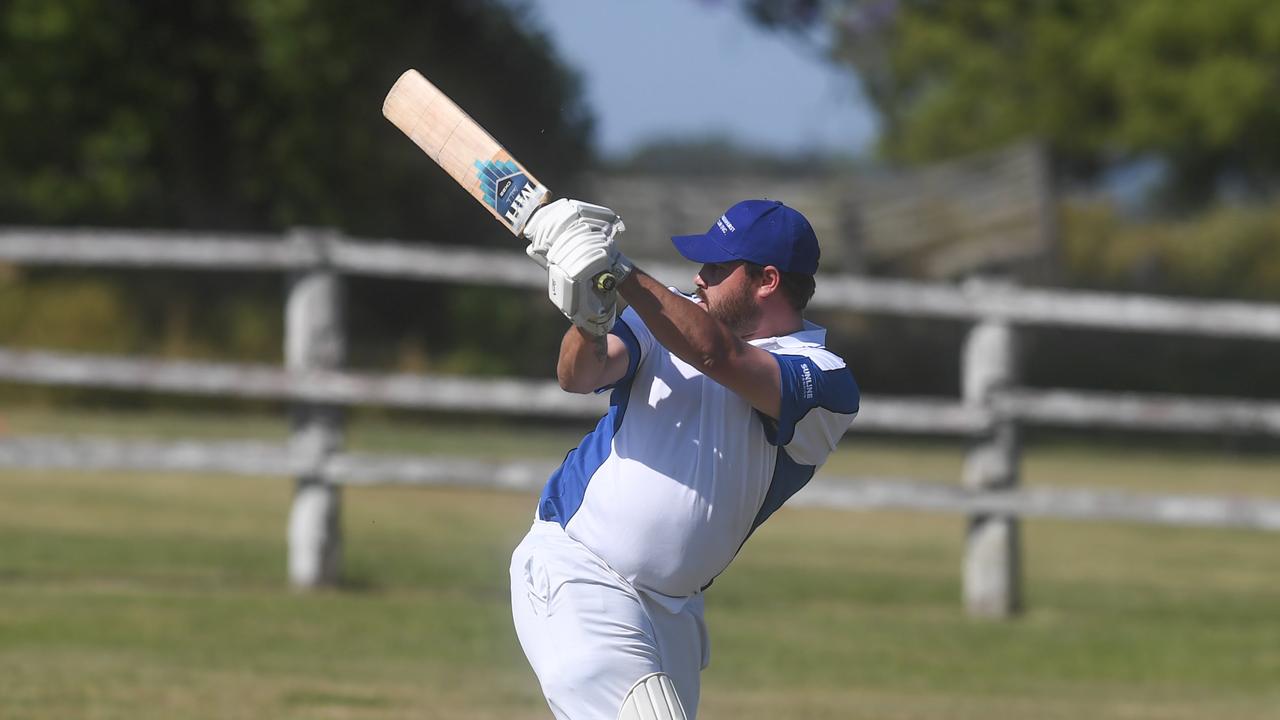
{"left": 474, "top": 158, "right": 542, "bottom": 228}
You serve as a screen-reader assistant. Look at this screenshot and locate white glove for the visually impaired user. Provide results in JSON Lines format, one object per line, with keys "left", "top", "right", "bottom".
{"left": 556, "top": 252, "right": 635, "bottom": 335}
{"left": 523, "top": 198, "right": 624, "bottom": 270}
{"left": 542, "top": 221, "right": 616, "bottom": 333}
{"left": 524, "top": 198, "right": 632, "bottom": 335}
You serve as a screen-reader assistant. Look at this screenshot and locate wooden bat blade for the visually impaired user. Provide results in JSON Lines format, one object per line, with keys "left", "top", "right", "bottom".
{"left": 382, "top": 69, "right": 549, "bottom": 235}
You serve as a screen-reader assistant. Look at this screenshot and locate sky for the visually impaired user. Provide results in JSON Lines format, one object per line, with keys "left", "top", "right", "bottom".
{"left": 524, "top": 0, "right": 878, "bottom": 159}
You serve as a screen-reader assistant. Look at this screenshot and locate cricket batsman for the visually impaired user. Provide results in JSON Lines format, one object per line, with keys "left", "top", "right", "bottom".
{"left": 509, "top": 198, "right": 860, "bottom": 719}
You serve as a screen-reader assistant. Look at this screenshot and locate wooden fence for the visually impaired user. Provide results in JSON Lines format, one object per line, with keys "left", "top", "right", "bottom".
{"left": 3, "top": 227, "right": 1280, "bottom": 618}
{"left": 589, "top": 141, "right": 1055, "bottom": 279}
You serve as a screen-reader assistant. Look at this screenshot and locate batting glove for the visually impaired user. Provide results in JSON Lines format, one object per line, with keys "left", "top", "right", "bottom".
{"left": 524, "top": 198, "right": 624, "bottom": 269}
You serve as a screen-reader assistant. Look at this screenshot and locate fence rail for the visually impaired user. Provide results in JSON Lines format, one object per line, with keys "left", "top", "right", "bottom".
{"left": 5, "top": 347, "right": 1280, "bottom": 437}
{"left": 7, "top": 228, "right": 1280, "bottom": 338}
{"left": 4, "top": 435, "right": 1278, "bottom": 532}
{"left": 2, "top": 226, "right": 1277, "bottom": 618}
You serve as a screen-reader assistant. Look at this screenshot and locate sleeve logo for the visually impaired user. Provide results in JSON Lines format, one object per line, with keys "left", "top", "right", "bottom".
{"left": 799, "top": 362, "right": 815, "bottom": 400}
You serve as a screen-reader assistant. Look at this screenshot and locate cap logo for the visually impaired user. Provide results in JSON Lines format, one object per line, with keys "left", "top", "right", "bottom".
{"left": 715, "top": 214, "right": 736, "bottom": 235}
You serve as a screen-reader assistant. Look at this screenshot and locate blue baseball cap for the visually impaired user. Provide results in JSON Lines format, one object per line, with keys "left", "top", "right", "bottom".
{"left": 671, "top": 199, "right": 819, "bottom": 274}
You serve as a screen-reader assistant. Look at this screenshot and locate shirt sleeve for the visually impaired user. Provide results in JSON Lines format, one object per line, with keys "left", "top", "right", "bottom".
{"left": 767, "top": 352, "right": 860, "bottom": 466}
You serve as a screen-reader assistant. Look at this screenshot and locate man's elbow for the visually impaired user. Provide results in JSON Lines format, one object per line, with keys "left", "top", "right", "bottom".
{"left": 557, "top": 371, "right": 597, "bottom": 394}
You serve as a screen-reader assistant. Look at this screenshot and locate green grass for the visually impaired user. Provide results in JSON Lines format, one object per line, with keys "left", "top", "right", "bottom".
{"left": 1, "top": 408, "right": 1279, "bottom": 718}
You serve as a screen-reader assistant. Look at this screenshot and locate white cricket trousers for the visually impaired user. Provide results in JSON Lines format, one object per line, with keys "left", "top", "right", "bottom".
{"left": 510, "top": 519, "right": 709, "bottom": 720}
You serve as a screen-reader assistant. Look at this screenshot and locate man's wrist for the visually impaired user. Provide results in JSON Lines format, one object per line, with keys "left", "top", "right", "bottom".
{"left": 590, "top": 332, "right": 608, "bottom": 361}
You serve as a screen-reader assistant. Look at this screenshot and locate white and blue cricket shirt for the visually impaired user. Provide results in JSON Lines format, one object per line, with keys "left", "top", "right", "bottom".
{"left": 536, "top": 301, "right": 860, "bottom": 608}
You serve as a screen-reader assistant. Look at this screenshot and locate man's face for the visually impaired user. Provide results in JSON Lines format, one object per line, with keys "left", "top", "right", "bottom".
{"left": 693, "top": 261, "right": 761, "bottom": 336}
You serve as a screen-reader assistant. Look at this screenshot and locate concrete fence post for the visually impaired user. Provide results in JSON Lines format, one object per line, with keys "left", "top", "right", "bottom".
{"left": 285, "top": 228, "right": 346, "bottom": 589}
{"left": 961, "top": 317, "right": 1021, "bottom": 618}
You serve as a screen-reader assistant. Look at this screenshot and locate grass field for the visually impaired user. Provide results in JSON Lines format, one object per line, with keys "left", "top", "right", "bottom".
{"left": 2, "top": 408, "right": 1279, "bottom": 719}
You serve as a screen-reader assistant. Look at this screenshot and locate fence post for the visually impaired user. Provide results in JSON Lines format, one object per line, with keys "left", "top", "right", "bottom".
{"left": 961, "top": 316, "right": 1021, "bottom": 618}
{"left": 285, "top": 228, "right": 346, "bottom": 588}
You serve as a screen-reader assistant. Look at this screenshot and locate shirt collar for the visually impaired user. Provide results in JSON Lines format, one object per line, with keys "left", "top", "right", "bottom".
{"left": 748, "top": 319, "right": 827, "bottom": 350}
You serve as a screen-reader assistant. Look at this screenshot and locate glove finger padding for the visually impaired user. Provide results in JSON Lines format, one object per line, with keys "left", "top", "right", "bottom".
{"left": 523, "top": 199, "right": 624, "bottom": 269}
{"left": 568, "top": 200, "right": 618, "bottom": 224}
{"left": 570, "top": 200, "right": 624, "bottom": 236}
{"left": 525, "top": 243, "right": 550, "bottom": 269}
{"left": 523, "top": 199, "right": 619, "bottom": 245}
{"left": 523, "top": 199, "right": 581, "bottom": 259}
{"left": 546, "top": 225, "right": 612, "bottom": 276}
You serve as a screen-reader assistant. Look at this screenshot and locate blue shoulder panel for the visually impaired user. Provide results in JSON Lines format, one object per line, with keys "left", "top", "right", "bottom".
{"left": 769, "top": 355, "right": 860, "bottom": 446}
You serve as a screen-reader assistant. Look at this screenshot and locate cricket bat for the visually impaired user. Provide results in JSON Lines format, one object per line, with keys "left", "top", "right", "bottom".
{"left": 382, "top": 69, "right": 617, "bottom": 292}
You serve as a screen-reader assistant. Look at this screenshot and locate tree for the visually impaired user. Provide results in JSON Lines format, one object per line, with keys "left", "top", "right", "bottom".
{"left": 0, "top": 0, "right": 594, "bottom": 239}
{"left": 740, "top": 0, "right": 1280, "bottom": 206}
{"left": 0, "top": 0, "right": 593, "bottom": 375}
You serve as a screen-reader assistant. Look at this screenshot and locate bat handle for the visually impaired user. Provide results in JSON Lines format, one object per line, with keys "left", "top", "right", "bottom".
{"left": 593, "top": 271, "right": 617, "bottom": 294}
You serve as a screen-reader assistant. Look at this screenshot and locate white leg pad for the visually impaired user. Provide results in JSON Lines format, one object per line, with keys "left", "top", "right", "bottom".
{"left": 617, "top": 672, "right": 688, "bottom": 720}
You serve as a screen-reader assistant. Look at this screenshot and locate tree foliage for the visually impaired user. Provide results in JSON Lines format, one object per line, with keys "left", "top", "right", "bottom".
{"left": 1062, "top": 201, "right": 1280, "bottom": 301}
{"left": 0, "top": 0, "right": 594, "bottom": 239}
{"left": 0, "top": 0, "right": 593, "bottom": 380}
{"left": 741, "top": 0, "right": 1280, "bottom": 204}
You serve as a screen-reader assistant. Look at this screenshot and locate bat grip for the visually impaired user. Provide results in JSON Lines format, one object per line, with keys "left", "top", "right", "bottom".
{"left": 593, "top": 271, "right": 617, "bottom": 294}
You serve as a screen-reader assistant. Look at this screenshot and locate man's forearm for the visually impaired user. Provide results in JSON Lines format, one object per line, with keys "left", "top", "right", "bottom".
{"left": 556, "top": 326, "right": 609, "bottom": 392}
{"left": 618, "top": 267, "right": 738, "bottom": 374}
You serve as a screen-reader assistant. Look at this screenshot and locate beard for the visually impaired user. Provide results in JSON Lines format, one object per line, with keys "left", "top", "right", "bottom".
{"left": 705, "top": 280, "right": 761, "bottom": 337}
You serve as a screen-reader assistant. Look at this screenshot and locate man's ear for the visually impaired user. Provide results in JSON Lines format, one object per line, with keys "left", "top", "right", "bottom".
{"left": 756, "top": 265, "right": 783, "bottom": 299}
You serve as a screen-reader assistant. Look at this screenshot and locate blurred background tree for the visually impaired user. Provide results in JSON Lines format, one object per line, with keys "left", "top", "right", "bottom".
{"left": 739, "top": 0, "right": 1280, "bottom": 208}
{"left": 0, "top": 0, "right": 592, "bottom": 382}
{"left": 0, "top": 0, "right": 592, "bottom": 233}
{"left": 734, "top": 0, "right": 1280, "bottom": 399}
{"left": 3, "top": 0, "right": 1280, "bottom": 402}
